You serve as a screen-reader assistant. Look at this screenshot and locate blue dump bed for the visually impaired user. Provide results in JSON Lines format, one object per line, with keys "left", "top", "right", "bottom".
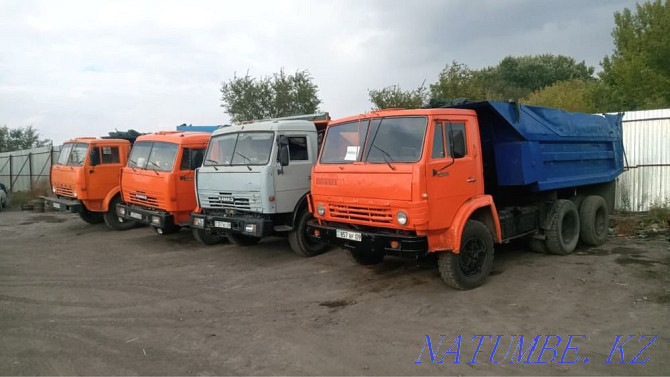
{"left": 176, "top": 124, "right": 221, "bottom": 133}
{"left": 452, "top": 101, "right": 624, "bottom": 192}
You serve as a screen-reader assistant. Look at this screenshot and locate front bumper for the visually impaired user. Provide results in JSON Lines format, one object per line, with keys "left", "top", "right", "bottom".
{"left": 116, "top": 204, "right": 173, "bottom": 228}
{"left": 43, "top": 196, "right": 83, "bottom": 213}
{"left": 306, "top": 221, "right": 428, "bottom": 259}
{"left": 190, "top": 212, "right": 273, "bottom": 237}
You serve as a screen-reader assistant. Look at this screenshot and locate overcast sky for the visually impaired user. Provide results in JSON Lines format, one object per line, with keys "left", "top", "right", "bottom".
{"left": 0, "top": 0, "right": 639, "bottom": 144}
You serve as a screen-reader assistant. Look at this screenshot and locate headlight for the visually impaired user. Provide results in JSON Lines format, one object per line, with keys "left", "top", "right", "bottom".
{"left": 52, "top": 186, "right": 56, "bottom": 193}
{"left": 193, "top": 217, "right": 205, "bottom": 227}
{"left": 245, "top": 224, "right": 257, "bottom": 233}
{"left": 117, "top": 207, "right": 126, "bottom": 215}
{"left": 151, "top": 216, "right": 161, "bottom": 225}
{"left": 396, "top": 210, "right": 408, "bottom": 225}
{"left": 73, "top": 191, "right": 77, "bottom": 198}
{"left": 316, "top": 204, "right": 325, "bottom": 216}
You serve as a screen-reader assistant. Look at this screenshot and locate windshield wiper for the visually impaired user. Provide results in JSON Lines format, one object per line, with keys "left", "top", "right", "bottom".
{"left": 235, "top": 152, "right": 253, "bottom": 171}
{"left": 128, "top": 159, "right": 137, "bottom": 172}
{"left": 205, "top": 159, "right": 219, "bottom": 171}
{"left": 147, "top": 161, "right": 160, "bottom": 175}
{"left": 372, "top": 145, "right": 396, "bottom": 171}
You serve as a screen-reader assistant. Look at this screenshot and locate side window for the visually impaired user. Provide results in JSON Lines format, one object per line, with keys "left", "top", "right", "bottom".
{"left": 180, "top": 148, "right": 191, "bottom": 170}
{"left": 190, "top": 148, "right": 205, "bottom": 169}
{"left": 431, "top": 123, "right": 445, "bottom": 159}
{"left": 100, "top": 146, "right": 120, "bottom": 164}
{"left": 288, "top": 137, "right": 308, "bottom": 161}
{"left": 447, "top": 123, "right": 466, "bottom": 158}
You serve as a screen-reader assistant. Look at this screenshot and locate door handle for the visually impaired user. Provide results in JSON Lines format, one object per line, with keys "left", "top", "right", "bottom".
{"left": 466, "top": 177, "right": 476, "bottom": 183}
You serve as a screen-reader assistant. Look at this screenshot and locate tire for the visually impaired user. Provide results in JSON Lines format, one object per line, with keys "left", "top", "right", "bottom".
{"left": 579, "top": 195, "right": 609, "bottom": 246}
{"left": 347, "top": 249, "right": 384, "bottom": 265}
{"left": 192, "top": 227, "right": 225, "bottom": 245}
{"left": 545, "top": 199, "right": 580, "bottom": 255}
{"left": 527, "top": 236, "right": 547, "bottom": 254}
{"left": 227, "top": 233, "right": 261, "bottom": 246}
{"left": 288, "top": 209, "right": 328, "bottom": 257}
{"left": 103, "top": 196, "right": 138, "bottom": 231}
{"left": 79, "top": 207, "right": 104, "bottom": 224}
{"left": 438, "top": 220, "right": 494, "bottom": 290}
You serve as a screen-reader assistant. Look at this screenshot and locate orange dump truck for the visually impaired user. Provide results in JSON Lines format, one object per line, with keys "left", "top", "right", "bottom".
{"left": 115, "top": 131, "right": 220, "bottom": 240}
{"left": 307, "top": 101, "right": 623, "bottom": 289}
{"left": 46, "top": 134, "right": 140, "bottom": 230}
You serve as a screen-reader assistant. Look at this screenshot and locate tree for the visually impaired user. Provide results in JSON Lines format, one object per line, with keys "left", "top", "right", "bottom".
{"left": 429, "top": 61, "right": 486, "bottom": 101}
{"left": 524, "top": 79, "right": 598, "bottom": 113}
{"left": 0, "top": 125, "right": 50, "bottom": 153}
{"left": 220, "top": 68, "right": 321, "bottom": 123}
{"left": 369, "top": 82, "right": 428, "bottom": 110}
{"left": 595, "top": 0, "right": 670, "bottom": 111}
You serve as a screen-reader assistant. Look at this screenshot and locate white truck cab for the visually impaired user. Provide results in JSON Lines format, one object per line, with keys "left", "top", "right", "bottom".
{"left": 190, "top": 113, "right": 329, "bottom": 256}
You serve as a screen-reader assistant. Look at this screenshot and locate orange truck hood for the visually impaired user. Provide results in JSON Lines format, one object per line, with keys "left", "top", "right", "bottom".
{"left": 312, "top": 163, "right": 414, "bottom": 201}
{"left": 51, "top": 165, "right": 82, "bottom": 196}
{"left": 121, "top": 168, "right": 171, "bottom": 210}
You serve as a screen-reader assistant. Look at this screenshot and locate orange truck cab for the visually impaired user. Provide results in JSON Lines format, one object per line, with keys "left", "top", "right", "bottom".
{"left": 307, "top": 101, "right": 623, "bottom": 290}
{"left": 115, "top": 131, "right": 212, "bottom": 236}
{"left": 46, "top": 136, "right": 139, "bottom": 230}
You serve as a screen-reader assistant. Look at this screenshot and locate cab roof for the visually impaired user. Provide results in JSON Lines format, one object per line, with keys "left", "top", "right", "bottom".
{"left": 135, "top": 131, "right": 211, "bottom": 144}
{"left": 329, "top": 108, "right": 476, "bottom": 125}
{"left": 64, "top": 137, "right": 131, "bottom": 145}
{"left": 212, "top": 120, "right": 318, "bottom": 136}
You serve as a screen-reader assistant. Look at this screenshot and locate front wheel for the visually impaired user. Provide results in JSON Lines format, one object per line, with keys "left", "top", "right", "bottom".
{"left": 192, "top": 227, "right": 225, "bottom": 245}
{"left": 438, "top": 220, "right": 494, "bottom": 290}
{"left": 104, "top": 196, "right": 138, "bottom": 231}
{"left": 79, "top": 207, "right": 104, "bottom": 224}
{"left": 288, "top": 210, "right": 328, "bottom": 257}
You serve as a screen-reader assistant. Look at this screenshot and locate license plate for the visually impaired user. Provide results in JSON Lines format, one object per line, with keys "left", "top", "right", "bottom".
{"left": 336, "top": 229, "right": 362, "bottom": 242}
{"left": 214, "top": 221, "right": 232, "bottom": 229}
{"left": 130, "top": 212, "right": 142, "bottom": 220}
{"left": 53, "top": 202, "right": 61, "bottom": 209}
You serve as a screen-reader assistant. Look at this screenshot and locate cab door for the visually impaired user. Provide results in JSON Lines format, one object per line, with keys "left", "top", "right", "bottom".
{"left": 273, "top": 133, "right": 314, "bottom": 213}
{"left": 87, "top": 144, "right": 123, "bottom": 201}
{"left": 175, "top": 147, "right": 204, "bottom": 212}
{"left": 425, "top": 118, "right": 484, "bottom": 230}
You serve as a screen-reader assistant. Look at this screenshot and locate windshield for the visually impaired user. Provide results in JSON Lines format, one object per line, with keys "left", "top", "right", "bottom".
{"left": 320, "top": 116, "right": 427, "bottom": 163}
{"left": 204, "top": 132, "right": 274, "bottom": 166}
{"left": 128, "top": 141, "right": 178, "bottom": 172}
{"left": 57, "top": 143, "right": 89, "bottom": 166}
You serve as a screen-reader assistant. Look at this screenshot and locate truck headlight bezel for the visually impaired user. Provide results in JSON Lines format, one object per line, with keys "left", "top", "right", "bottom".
{"left": 396, "top": 210, "right": 408, "bottom": 225}
{"left": 316, "top": 204, "right": 325, "bottom": 216}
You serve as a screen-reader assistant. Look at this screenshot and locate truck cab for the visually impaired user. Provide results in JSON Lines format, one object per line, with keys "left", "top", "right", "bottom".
{"left": 190, "top": 113, "right": 330, "bottom": 256}
{"left": 46, "top": 136, "right": 139, "bottom": 230}
{"left": 307, "top": 103, "right": 623, "bottom": 289}
{"left": 114, "top": 131, "right": 215, "bottom": 238}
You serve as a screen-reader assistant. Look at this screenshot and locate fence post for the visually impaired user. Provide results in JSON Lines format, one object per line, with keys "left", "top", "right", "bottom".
{"left": 8, "top": 155, "right": 12, "bottom": 193}
{"left": 28, "top": 152, "right": 33, "bottom": 191}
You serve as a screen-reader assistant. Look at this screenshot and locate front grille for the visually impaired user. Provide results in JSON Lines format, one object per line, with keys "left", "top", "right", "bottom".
{"left": 329, "top": 203, "right": 393, "bottom": 224}
{"left": 127, "top": 190, "right": 162, "bottom": 208}
{"left": 203, "top": 192, "right": 251, "bottom": 210}
{"left": 55, "top": 186, "right": 74, "bottom": 198}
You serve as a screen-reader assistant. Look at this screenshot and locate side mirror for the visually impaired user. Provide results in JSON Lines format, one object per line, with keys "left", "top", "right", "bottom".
{"left": 279, "top": 144, "right": 289, "bottom": 167}
{"left": 89, "top": 148, "right": 100, "bottom": 166}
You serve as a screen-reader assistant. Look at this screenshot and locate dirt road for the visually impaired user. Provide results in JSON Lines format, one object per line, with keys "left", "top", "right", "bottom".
{"left": 1, "top": 210, "right": 668, "bottom": 375}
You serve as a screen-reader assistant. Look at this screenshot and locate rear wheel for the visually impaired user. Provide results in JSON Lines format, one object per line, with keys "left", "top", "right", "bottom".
{"left": 348, "top": 250, "right": 384, "bottom": 265}
{"left": 228, "top": 233, "right": 261, "bottom": 246}
{"left": 103, "top": 196, "right": 138, "bottom": 231}
{"left": 288, "top": 209, "right": 328, "bottom": 257}
{"left": 579, "top": 195, "right": 609, "bottom": 246}
{"left": 192, "top": 227, "right": 225, "bottom": 245}
{"left": 527, "top": 236, "right": 547, "bottom": 253}
{"left": 545, "top": 199, "right": 580, "bottom": 255}
{"left": 79, "top": 207, "right": 104, "bottom": 224}
{"left": 438, "top": 220, "right": 494, "bottom": 290}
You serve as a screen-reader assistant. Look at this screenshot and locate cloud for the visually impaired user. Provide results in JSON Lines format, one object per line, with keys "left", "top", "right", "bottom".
{"left": 0, "top": 0, "right": 638, "bottom": 144}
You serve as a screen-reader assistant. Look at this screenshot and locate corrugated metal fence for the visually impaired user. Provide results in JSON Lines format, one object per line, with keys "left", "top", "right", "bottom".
{"left": 0, "top": 145, "right": 61, "bottom": 193}
{"left": 615, "top": 109, "right": 670, "bottom": 211}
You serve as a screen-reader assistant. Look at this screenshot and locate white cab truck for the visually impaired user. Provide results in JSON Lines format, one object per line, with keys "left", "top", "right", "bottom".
{"left": 190, "top": 113, "right": 330, "bottom": 256}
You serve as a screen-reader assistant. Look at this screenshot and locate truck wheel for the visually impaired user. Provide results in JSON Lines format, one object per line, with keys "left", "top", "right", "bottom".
{"left": 288, "top": 210, "right": 328, "bottom": 257}
{"left": 579, "top": 195, "right": 609, "bottom": 246}
{"left": 192, "top": 227, "right": 225, "bottom": 245}
{"left": 527, "top": 236, "right": 547, "bottom": 254}
{"left": 437, "top": 220, "right": 494, "bottom": 290}
{"left": 545, "top": 199, "right": 580, "bottom": 255}
{"left": 79, "top": 207, "right": 104, "bottom": 224}
{"left": 348, "top": 250, "right": 384, "bottom": 265}
{"left": 103, "top": 196, "right": 138, "bottom": 231}
{"left": 228, "top": 233, "right": 261, "bottom": 246}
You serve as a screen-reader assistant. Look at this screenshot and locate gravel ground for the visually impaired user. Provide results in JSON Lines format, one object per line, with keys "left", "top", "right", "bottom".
{"left": 0, "top": 209, "right": 668, "bottom": 375}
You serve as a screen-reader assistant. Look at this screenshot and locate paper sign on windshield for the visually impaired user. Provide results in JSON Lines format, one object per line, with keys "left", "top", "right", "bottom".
{"left": 344, "top": 146, "right": 360, "bottom": 161}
